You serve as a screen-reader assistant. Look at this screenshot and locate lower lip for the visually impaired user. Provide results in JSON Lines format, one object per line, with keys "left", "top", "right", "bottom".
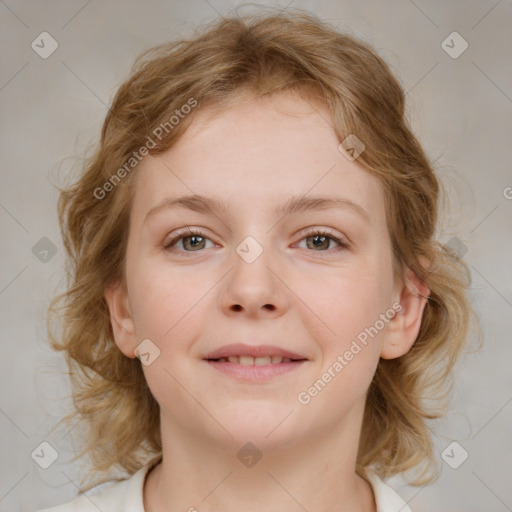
{"left": 205, "top": 360, "right": 307, "bottom": 381}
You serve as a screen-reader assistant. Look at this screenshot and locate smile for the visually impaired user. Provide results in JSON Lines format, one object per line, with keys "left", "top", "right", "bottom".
{"left": 209, "top": 355, "right": 297, "bottom": 365}
{"left": 203, "top": 343, "right": 308, "bottom": 381}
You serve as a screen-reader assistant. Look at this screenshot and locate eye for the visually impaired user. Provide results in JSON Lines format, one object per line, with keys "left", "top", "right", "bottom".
{"left": 163, "top": 228, "right": 215, "bottom": 253}
{"left": 296, "top": 228, "right": 350, "bottom": 253}
{"left": 163, "top": 227, "right": 350, "bottom": 255}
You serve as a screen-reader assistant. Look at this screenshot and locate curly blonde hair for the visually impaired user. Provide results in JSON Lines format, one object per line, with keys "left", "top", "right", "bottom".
{"left": 47, "top": 8, "right": 480, "bottom": 491}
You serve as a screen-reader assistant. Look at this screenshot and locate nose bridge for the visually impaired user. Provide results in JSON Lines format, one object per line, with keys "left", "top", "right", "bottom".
{"left": 220, "top": 231, "right": 287, "bottom": 316}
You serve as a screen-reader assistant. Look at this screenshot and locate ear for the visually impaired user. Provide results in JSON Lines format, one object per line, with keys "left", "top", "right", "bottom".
{"left": 380, "top": 258, "right": 431, "bottom": 360}
{"left": 104, "top": 279, "right": 137, "bottom": 358}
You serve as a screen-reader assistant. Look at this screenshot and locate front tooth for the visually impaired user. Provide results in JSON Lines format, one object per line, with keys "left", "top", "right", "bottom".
{"left": 271, "top": 355, "right": 283, "bottom": 364}
{"left": 228, "top": 356, "right": 239, "bottom": 364}
{"left": 255, "top": 356, "right": 271, "bottom": 366}
{"left": 239, "top": 356, "right": 255, "bottom": 366}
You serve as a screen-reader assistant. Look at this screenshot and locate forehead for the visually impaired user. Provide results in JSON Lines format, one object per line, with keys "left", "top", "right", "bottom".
{"left": 131, "top": 91, "right": 386, "bottom": 228}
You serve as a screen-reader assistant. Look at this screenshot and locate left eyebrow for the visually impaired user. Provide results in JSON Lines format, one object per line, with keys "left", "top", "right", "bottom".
{"left": 275, "top": 194, "right": 371, "bottom": 223}
{"left": 144, "top": 193, "right": 371, "bottom": 224}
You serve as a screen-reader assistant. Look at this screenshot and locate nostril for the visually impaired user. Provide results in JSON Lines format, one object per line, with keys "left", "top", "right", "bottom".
{"left": 229, "top": 304, "right": 275, "bottom": 312}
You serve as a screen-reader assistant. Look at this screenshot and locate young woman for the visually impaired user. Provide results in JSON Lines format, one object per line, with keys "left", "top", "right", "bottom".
{"left": 39, "top": 9, "right": 475, "bottom": 512}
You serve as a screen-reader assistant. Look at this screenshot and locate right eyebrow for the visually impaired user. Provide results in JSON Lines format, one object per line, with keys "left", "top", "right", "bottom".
{"left": 145, "top": 194, "right": 230, "bottom": 223}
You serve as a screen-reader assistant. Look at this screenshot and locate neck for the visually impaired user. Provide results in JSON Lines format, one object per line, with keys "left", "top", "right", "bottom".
{"left": 143, "top": 409, "right": 376, "bottom": 511}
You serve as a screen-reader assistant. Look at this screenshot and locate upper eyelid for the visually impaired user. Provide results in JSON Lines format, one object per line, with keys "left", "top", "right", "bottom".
{"left": 300, "top": 226, "right": 347, "bottom": 240}
{"left": 163, "top": 227, "right": 212, "bottom": 246}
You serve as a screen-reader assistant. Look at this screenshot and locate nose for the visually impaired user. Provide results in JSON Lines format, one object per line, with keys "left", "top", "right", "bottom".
{"left": 219, "top": 237, "right": 290, "bottom": 319}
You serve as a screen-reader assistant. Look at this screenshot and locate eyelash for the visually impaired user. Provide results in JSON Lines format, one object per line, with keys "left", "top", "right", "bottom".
{"left": 163, "top": 227, "right": 350, "bottom": 256}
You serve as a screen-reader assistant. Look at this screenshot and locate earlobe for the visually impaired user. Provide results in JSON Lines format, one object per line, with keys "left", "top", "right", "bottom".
{"left": 380, "top": 265, "right": 431, "bottom": 360}
{"left": 104, "top": 279, "right": 137, "bottom": 358}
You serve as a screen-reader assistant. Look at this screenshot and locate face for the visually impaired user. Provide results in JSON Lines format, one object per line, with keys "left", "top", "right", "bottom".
{"left": 106, "top": 91, "right": 416, "bottom": 453}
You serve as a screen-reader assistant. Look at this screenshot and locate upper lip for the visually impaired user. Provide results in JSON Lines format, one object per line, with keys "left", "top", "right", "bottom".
{"left": 204, "top": 343, "right": 307, "bottom": 360}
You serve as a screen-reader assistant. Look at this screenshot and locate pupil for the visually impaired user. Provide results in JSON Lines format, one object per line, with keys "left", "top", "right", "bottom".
{"left": 186, "top": 235, "right": 203, "bottom": 250}
{"left": 310, "top": 235, "right": 328, "bottom": 250}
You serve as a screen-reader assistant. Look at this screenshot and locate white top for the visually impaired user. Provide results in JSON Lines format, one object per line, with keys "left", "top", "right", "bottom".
{"left": 37, "top": 461, "right": 412, "bottom": 512}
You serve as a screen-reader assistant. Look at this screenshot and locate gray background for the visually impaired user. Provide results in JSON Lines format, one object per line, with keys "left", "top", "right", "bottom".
{"left": 1, "top": 1, "right": 511, "bottom": 511}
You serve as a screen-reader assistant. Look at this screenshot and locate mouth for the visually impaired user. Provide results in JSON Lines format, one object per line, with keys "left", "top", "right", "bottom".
{"left": 207, "top": 355, "right": 304, "bottom": 365}
{"left": 203, "top": 344, "right": 308, "bottom": 381}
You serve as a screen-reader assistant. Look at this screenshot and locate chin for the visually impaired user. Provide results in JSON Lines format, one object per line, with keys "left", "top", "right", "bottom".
{"left": 212, "top": 401, "right": 301, "bottom": 451}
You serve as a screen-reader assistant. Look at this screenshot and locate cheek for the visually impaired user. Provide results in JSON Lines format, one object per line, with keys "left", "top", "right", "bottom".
{"left": 298, "top": 266, "right": 391, "bottom": 344}
{"left": 127, "top": 261, "right": 208, "bottom": 344}
{"left": 299, "top": 261, "right": 392, "bottom": 393}
{"left": 127, "top": 265, "right": 208, "bottom": 410}
{"left": 338, "top": 267, "right": 395, "bottom": 368}
{"left": 295, "top": 276, "right": 387, "bottom": 413}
